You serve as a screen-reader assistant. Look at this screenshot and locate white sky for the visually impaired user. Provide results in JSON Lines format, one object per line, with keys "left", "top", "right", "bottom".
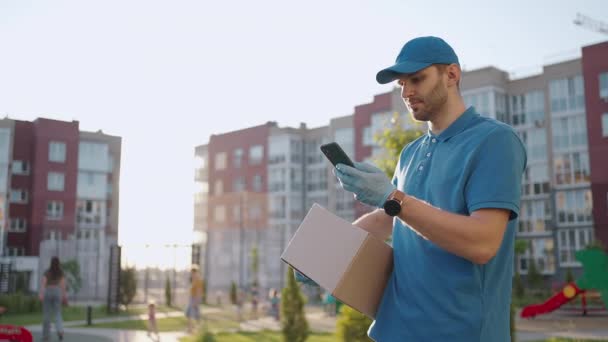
{"left": 0, "top": 1, "right": 606, "bottom": 247}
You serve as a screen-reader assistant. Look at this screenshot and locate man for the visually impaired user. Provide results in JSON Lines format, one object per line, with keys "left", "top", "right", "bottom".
{"left": 302, "top": 36, "right": 527, "bottom": 341}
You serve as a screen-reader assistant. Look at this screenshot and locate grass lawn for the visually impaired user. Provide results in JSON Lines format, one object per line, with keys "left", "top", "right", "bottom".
{"left": 180, "top": 331, "right": 336, "bottom": 342}
{"left": 82, "top": 316, "right": 190, "bottom": 332}
{"left": 77, "top": 315, "right": 243, "bottom": 332}
{"left": 179, "top": 333, "right": 608, "bottom": 342}
{"left": 0, "top": 305, "right": 172, "bottom": 327}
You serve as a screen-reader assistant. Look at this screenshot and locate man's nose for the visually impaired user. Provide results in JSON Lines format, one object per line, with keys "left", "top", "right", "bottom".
{"left": 401, "top": 86, "right": 415, "bottom": 100}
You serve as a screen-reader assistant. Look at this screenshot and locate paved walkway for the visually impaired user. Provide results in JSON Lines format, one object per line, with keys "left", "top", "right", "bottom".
{"left": 18, "top": 306, "right": 608, "bottom": 341}
{"left": 515, "top": 309, "right": 608, "bottom": 341}
{"left": 27, "top": 327, "right": 185, "bottom": 342}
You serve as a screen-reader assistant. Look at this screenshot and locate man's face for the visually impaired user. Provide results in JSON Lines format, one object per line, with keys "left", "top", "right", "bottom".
{"left": 397, "top": 65, "right": 448, "bottom": 122}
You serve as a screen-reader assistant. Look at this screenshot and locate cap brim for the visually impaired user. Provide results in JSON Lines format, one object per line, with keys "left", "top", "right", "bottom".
{"left": 376, "top": 61, "right": 432, "bottom": 84}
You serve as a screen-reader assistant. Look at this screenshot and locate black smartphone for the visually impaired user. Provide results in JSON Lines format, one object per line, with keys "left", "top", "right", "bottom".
{"left": 320, "top": 142, "right": 354, "bottom": 167}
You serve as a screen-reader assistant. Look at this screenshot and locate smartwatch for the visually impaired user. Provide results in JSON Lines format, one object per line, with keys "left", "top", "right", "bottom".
{"left": 383, "top": 189, "right": 406, "bottom": 217}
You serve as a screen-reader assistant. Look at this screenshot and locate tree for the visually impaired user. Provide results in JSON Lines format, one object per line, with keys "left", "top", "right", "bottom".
{"left": 510, "top": 301, "right": 516, "bottom": 342}
{"left": 165, "top": 276, "right": 172, "bottom": 307}
{"left": 61, "top": 260, "right": 82, "bottom": 295}
{"left": 119, "top": 267, "right": 137, "bottom": 309}
{"left": 281, "top": 267, "right": 309, "bottom": 342}
{"left": 373, "top": 112, "right": 424, "bottom": 177}
{"left": 230, "top": 281, "right": 238, "bottom": 306}
{"left": 527, "top": 257, "right": 543, "bottom": 290}
{"left": 336, "top": 305, "right": 373, "bottom": 342}
{"left": 250, "top": 246, "right": 259, "bottom": 287}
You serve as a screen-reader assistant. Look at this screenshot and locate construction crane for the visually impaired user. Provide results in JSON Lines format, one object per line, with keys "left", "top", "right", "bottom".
{"left": 573, "top": 13, "right": 608, "bottom": 36}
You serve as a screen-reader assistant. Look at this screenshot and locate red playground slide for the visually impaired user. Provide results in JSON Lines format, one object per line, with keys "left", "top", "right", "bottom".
{"left": 520, "top": 283, "right": 583, "bottom": 318}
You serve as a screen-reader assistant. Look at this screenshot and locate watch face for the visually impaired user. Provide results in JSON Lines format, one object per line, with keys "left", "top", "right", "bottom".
{"left": 384, "top": 199, "right": 401, "bottom": 216}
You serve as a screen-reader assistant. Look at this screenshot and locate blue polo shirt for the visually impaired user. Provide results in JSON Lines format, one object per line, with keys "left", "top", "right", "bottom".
{"left": 368, "top": 107, "right": 527, "bottom": 342}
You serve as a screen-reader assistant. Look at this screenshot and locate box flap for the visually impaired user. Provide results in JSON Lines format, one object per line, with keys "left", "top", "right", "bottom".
{"left": 281, "top": 203, "right": 368, "bottom": 291}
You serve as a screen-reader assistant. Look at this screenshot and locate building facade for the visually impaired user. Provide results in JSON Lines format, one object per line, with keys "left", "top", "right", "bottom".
{"left": 195, "top": 41, "right": 608, "bottom": 294}
{"left": 0, "top": 117, "right": 121, "bottom": 298}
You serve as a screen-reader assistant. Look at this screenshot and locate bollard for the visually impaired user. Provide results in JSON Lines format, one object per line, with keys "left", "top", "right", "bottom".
{"left": 87, "top": 305, "right": 92, "bottom": 326}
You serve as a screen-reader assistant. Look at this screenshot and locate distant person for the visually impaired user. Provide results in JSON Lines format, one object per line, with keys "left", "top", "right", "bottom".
{"left": 250, "top": 285, "right": 259, "bottom": 319}
{"left": 323, "top": 292, "right": 337, "bottom": 317}
{"left": 39, "top": 256, "right": 66, "bottom": 341}
{"left": 147, "top": 300, "right": 159, "bottom": 340}
{"left": 268, "top": 288, "right": 280, "bottom": 321}
{"left": 186, "top": 264, "right": 203, "bottom": 334}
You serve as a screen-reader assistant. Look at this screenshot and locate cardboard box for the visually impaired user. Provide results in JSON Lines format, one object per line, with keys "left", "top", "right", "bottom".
{"left": 281, "top": 204, "right": 393, "bottom": 319}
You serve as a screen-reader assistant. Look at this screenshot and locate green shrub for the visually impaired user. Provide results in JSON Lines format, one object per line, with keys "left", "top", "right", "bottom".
{"left": 0, "top": 293, "right": 41, "bottom": 314}
{"left": 119, "top": 267, "right": 137, "bottom": 309}
{"left": 281, "top": 267, "right": 309, "bottom": 342}
{"left": 230, "top": 281, "right": 237, "bottom": 306}
{"left": 165, "top": 277, "right": 172, "bottom": 307}
{"left": 510, "top": 302, "right": 516, "bottom": 342}
{"left": 336, "top": 305, "right": 372, "bottom": 342}
{"left": 513, "top": 271, "right": 525, "bottom": 298}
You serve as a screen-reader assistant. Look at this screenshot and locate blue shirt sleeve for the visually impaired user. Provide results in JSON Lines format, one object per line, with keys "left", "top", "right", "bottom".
{"left": 464, "top": 127, "right": 527, "bottom": 220}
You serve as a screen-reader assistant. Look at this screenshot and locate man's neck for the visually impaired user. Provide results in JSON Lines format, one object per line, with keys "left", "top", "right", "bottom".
{"left": 428, "top": 97, "right": 467, "bottom": 135}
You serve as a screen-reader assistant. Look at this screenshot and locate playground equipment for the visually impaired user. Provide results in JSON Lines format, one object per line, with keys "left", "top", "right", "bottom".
{"left": 521, "top": 248, "right": 608, "bottom": 318}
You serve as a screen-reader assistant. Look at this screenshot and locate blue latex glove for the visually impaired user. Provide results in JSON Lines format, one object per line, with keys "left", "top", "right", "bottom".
{"left": 294, "top": 270, "right": 318, "bottom": 286}
{"left": 335, "top": 162, "right": 396, "bottom": 208}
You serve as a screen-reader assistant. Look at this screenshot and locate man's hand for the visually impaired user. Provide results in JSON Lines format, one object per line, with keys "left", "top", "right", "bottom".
{"left": 335, "top": 162, "right": 395, "bottom": 208}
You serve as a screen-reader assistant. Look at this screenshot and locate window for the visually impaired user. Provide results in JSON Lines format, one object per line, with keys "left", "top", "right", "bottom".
{"left": 47, "top": 172, "right": 65, "bottom": 191}
{"left": 549, "top": 76, "right": 585, "bottom": 113}
{"left": 518, "top": 199, "right": 552, "bottom": 234}
{"left": 77, "top": 200, "right": 104, "bottom": 225}
{"left": 232, "top": 205, "right": 241, "bottom": 222}
{"left": 233, "top": 148, "right": 243, "bottom": 168}
{"left": 214, "top": 180, "right": 223, "bottom": 195}
{"left": 252, "top": 174, "right": 263, "bottom": 192}
{"left": 517, "top": 238, "right": 555, "bottom": 275}
{"left": 214, "top": 205, "right": 226, "bottom": 223}
{"left": 49, "top": 141, "right": 66, "bottom": 163}
{"left": 214, "top": 152, "right": 226, "bottom": 170}
{"left": 362, "top": 126, "right": 373, "bottom": 146}
{"left": 8, "top": 218, "right": 27, "bottom": 232}
{"left": 11, "top": 161, "right": 29, "bottom": 175}
{"left": 602, "top": 113, "right": 608, "bottom": 138}
{"left": 249, "top": 145, "right": 264, "bottom": 165}
{"left": 551, "top": 115, "right": 587, "bottom": 152}
{"left": 558, "top": 228, "right": 593, "bottom": 265}
{"left": 268, "top": 169, "right": 286, "bottom": 192}
{"left": 600, "top": 72, "right": 608, "bottom": 99}
{"left": 554, "top": 152, "right": 590, "bottom": 185}
{"left": 555, "top": 190, "right": 593, "bottom": 225}
{"left": 9, "top": 189, "right": 28, "bottom": 203}
{"left": 6, "top": 247, "right": 25, "bottom": 256}
{"left": 46, "top": 201, "right": 64, "bottom": 220}
{"left": 233, "top": 177, "right": 246, "bottom": 192}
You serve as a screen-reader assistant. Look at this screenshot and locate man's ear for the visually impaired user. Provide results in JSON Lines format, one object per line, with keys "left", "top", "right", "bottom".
{"left": 446, "top": 64, "right": 461, "bottom": 87}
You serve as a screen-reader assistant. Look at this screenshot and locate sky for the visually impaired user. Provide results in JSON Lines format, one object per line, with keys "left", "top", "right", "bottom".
{"left": 0, "top": 0, "right": 606, "bottom": 248}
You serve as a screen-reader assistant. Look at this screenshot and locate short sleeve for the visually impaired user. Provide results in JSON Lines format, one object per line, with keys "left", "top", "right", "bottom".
{"left": 464, "top": 127, "right": 527, "bottom": 220}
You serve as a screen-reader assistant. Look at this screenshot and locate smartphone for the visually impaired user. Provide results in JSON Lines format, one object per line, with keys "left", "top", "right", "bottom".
{"left": 320, "top": 142, "right": 354, "bottom": 168}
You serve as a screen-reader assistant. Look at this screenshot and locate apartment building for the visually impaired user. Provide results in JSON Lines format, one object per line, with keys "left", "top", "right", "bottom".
{"left": 195, "top": 40, "right": 608, "bottom": 293}
{"left": 0, "top": 117, "right": 121, "bottom": 298}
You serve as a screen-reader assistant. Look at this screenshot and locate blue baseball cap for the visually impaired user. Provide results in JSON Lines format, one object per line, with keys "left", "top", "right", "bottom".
{"left": 376, "top": 36, "right": 460, "bottom": 84}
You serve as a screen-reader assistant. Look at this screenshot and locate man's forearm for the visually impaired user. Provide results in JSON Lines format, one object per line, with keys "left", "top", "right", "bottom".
{"left": 353, "top": 209, "right": 393, "bottom": 241}
{"left": 398, "top": 195, "right": 509, "bottom": 264}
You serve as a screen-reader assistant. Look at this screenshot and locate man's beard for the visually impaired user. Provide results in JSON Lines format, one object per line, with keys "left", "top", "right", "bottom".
{"left": 406, "top": 79, "right": 448, "bottom": 122}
